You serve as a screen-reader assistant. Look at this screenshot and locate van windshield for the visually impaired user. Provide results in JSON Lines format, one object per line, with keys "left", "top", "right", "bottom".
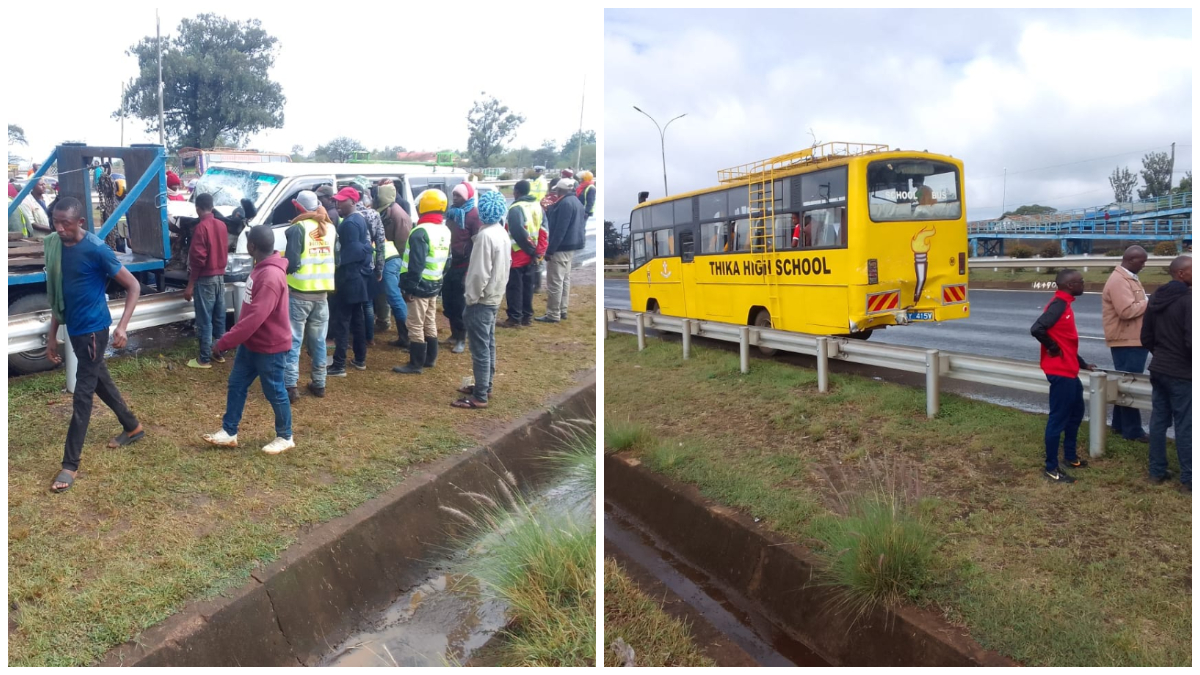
{"left": 193, "top": 167, "right": 281, "bottom": 211}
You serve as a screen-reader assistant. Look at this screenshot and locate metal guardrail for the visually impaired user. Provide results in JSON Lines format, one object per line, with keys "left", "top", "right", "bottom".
{"left": 605, "top": 308, "right": 1154, "bottom": 459}
{"left": 8, "top": 283, "right": 245, "bottom": 392}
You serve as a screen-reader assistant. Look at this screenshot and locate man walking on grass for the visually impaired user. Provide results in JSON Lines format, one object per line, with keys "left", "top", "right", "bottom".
{"left": 536, "top": 178, "right": 586, "bottom": 323}
{"left": 1101, "top": 245, "right": 1150, "bottom": 442}
{"left": 184, "top": 193, "right": 229, "bottom": 369}
{"left": 1030, "top": 269, "right": 1098, "bottom": 484}
{"left": 284, "top": 190, "right": 336, "bottom": 400}
{"left": 203, "top": 226, "right": 295, "bottom": 455}
{"left": 453, "top": 190, "right": 511, "bottom": 409}
{"left": 44, "top": 197, "right": 145, "bottom": 492}
{"left": 1141, "top": 255, "right": 1191, "bottom": 494}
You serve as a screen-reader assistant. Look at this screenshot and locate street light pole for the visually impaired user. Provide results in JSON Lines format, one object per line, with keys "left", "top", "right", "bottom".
{"left": 633, "top": 106, "right": 686, "bottom": 197}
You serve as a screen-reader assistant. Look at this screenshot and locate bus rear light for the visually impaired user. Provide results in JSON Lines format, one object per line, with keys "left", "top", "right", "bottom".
{"left": 958, "top": 252, "right": 966, "bottom": 275}
{"left": 867, "top": 259, "right": 878, "bottom": 285}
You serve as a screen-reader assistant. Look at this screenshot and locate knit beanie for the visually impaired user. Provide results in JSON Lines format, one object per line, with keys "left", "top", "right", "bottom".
{"left": 477, "top": 190, "right": 507, "bottom": 224}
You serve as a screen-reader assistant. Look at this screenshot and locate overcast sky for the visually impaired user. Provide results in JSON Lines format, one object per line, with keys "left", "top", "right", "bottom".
{"left": 605, "top": 8, "right": 1192, "bottom": 223}
{"left": 6, "top": 4, "right": 599, "bottom": 167}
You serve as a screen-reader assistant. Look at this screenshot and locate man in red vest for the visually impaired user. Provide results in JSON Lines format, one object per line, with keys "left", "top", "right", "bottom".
{"left": 1030, "top": 269, "right": 1098, "bottom": 483}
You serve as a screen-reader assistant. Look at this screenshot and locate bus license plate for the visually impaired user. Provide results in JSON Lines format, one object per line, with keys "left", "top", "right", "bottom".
{"left": 906, "top": 311, "right": 934, "bottom": 322}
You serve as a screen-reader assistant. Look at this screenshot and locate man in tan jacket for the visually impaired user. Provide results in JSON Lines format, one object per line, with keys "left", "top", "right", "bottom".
{"left": 1102, "top": 245, "right": 1150, "bottom": 442}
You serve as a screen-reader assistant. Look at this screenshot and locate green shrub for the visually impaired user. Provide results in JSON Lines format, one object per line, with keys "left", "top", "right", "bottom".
{"left": 1104, "top": 248, "right": 1122, "bottom": 256}
{"left": 1039, "top": 243, "right": 1064, "bottom": 258}
{"left": 498, "top": 172, "right": 513, "bottom": 181}
{"left": 605, "top": 420, "right": 655, "bottom": 453}
{"left": 1154, "top": 241, "right": 1179, "bottom": 256}
{"left": 1009, "top": 244, "right": 1035, "bottom": 259}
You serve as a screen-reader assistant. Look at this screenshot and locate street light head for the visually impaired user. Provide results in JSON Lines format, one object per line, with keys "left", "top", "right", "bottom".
{"left": 633, "top": 106, "right": 645, "bottom": 113}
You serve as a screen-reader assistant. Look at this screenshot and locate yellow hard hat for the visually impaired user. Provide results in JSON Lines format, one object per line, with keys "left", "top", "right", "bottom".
{"left": 416, "top": 188, "right": 448, "bottom": 215}
{"left": 579, "top": 171, "right": 594, "bottom": 183}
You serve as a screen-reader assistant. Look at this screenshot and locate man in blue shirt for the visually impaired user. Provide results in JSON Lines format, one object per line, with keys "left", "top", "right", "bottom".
{"left": 45, "top": 197, "right": 145, "bottom": 493}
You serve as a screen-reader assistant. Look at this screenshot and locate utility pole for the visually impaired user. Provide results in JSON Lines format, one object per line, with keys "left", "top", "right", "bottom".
{"left": 575, "top": 75, "right": 586, "bottom": 171}
{"left": 1168, "top": 141, "right": 1175, "bottom": 193}
{"left": 157, "top": 10, "right": 165, "bottom": 147}
{"left": 120, "top": 79, "right": 127, "bottom": 146}
{"left": 1000, "top": 167, "right": 1007, "bottom": 219}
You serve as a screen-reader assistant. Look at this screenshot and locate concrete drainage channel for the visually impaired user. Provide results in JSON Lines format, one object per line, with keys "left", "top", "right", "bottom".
{"left": 605, "top": 453, "right": 1015, "bottom": 668}
{"left": 100, "top": 376, "right": 595, "bottom": 667}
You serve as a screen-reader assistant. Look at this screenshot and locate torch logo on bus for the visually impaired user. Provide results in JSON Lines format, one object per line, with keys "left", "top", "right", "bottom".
{"left": 911, "top": 225, "right": 935, "bottom": 303}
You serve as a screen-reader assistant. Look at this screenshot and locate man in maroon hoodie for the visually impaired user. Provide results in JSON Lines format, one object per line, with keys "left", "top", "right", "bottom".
{"left": 1030, "top": 269, "right": 1098, "bottom": 483}
{"left": 184, "top": 193, "right": 229, "bottom": 369}
{"left": 202, "top": 225, "right": 296, "bottom": 455}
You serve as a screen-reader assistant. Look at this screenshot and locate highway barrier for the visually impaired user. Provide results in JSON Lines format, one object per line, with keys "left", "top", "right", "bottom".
{"left": 606, "top": 308, "right": 1156, "bottom": 459}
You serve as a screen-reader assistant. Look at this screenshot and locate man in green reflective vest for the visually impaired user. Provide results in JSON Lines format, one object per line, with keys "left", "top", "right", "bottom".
{"left": 394, "top": 189, "right": 452, "bottom": 375}
{"left": 284, "top": 190, "right": 337, "bottom": 399}
{"left": 530, "top": 166, "right": 548, "bottom": 201}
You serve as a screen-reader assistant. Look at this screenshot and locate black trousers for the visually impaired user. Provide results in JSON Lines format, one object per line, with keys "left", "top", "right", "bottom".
{"left": 442, "top": 265, "right": 468, "bottom": 337}
{"left": 505, "top": 264, "right": 535, "bottom": 323}
{"left": 64, "top": 329, "right": 139, "bottom": 471}
{"left": 331, "top": 296, "right": 368, "bottom": 368}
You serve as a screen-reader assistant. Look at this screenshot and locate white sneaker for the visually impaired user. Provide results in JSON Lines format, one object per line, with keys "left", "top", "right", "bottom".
{"left": 262, "top": 436, "right": 295, "bottom": 455}
{"left": 203, "top": 430, "right": 238, "bottom": 447}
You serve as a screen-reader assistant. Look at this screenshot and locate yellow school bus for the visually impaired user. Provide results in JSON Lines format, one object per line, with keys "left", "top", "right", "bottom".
{"left": 627, "top": 143, "right": 970, "bottom": 347}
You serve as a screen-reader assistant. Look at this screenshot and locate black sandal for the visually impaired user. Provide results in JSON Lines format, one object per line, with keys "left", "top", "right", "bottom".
{"left": 50, "top": 470, "right": 75, "bottom": 493}
{"left": 108, "top": 426, "right": 145, "bottom": 448}
{"left": 451, "top": 397, "right": 488, "bottom": 409}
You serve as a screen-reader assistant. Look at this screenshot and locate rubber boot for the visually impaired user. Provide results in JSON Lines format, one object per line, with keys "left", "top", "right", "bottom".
{"left": 393, "top": 341, "right": 426, "bottom": 374}
{"left": 389, "top": 325, "right": 409, "bottom": 349}
{"left": 424, "top": 339, "right": 439, "bottom": 369}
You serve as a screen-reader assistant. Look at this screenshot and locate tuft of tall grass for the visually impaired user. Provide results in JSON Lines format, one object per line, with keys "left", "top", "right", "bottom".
{"left": 605, "top": 419, "right": 655, "bottom": 453}
{"left": 544, "top": 417, "right": 597, "bottom": 504}
{"left": 812, "top": 456, "right": 937, "bottom": 622}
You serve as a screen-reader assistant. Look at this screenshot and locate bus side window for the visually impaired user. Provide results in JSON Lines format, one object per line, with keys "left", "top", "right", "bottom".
{"left": 806, "top": 207, "right": 848, "bottom": 249}
{"left": 700, "top": 222, "right": 725, "bottom": 253}
{"left": 732, "top": 219, "right": 751, "bottom": 251}
{"left": 633, "top": 238, "right": 647, "bottom": 268}
{"left": 654, "top": 228, "right": 673, "bottom": 258}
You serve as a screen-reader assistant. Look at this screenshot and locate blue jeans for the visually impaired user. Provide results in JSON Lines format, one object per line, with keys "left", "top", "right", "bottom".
{"left": 194, "top": 275, "right": 226, "bottom": 363}
{"left": 1045, "top": 375, "right": 1084, "bottom": 472}
{"left": 223, "top": 346, "right": 292, "bottom": 439}
{"left": 465, "top": 303, "right": 499, "bottom": 402}
{"left": 286, "top": 295, "right": 329, "bottom": 388}
{"left": 383, "top": 257, "right": 408, "bottom": 325}
{"left": 1110, "top": 346, "right": 1148, "bottom": 439}
{"left": 1149, "top": 372, "right": 1191, "bottom": 486}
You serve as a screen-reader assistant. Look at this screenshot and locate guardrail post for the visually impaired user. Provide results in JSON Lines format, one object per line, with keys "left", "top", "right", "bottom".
{"left": 635, "top": 313, "right": 646, "bottom": 352}
{"left": 230, "top": 282, "right": 246, "bottom": 323}
{"left": 1088, "top": 371, "right": 1107, "bottom": 458}
{"left": 62, "top": 325, "right": 77, "bottom": 395}
{"left": 681, "top": 319, "right": 692, "bottom": 360}
{"left": 925, "top": 349, "right": 940, "bottom": 418}
{"left": 739, "top": 326, "right": 750, "bottom": 374}
{"left": 605, "top": 309, "right": 616, "bottom": 336}
{"left": 815, "top": 336, "right": 829, "bottom": 393}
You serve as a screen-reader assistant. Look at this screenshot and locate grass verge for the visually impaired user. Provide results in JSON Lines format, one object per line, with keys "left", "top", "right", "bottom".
{"left": 603, "top": 558, "right": 715, "bottom": 667}
{"left": 604, "top": 333, "right": 1191, "bottom": 667}
{"left": 7, "top": 287, "right": 596, "bottom": 667}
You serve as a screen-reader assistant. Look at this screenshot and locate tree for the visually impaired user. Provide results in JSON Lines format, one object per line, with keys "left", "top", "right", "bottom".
{"left": 1137, "top": 151, "right": 1172, "bottom": 199}
{"left": 116, "top": 14, "right": 285, "bottom": 149}
{"left": 530, "top": 140, "right": 559, "bottom": 169}
{"left": 8, "top": 124, "right": 27, "bottom": 146}
{"left": 466, "top": 94, "right": 525, "bottom": 168}
{"left": 559, "top": 130, "right": 597, "bottom": 170}
{"left": 1108, "top": 166, "right": 1138, "bottom": 203}
{"left": 1172, "top": 171, "right": 1191, "bottom": 195}
{"left": 314, "top": 137, "right": 365, "bottom": 163}
{"left": 604, "top": 220, "right": 627, "bottom": 259}
{"left": 290, "top": 144, "right": 306, "bottom": 162}
{"left": 1000, "top": 204, "right": 1057, "bottom": 219}
{"left": 369, "top": 145, "right": 408, "bottom": 161}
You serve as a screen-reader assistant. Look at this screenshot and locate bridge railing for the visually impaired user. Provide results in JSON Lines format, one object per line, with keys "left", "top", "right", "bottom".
{"left": 968, "top": 218, "right": 1191, "bottom": 237}
{"left": 605, "top": 308, "right": 1154, "bottom": 460}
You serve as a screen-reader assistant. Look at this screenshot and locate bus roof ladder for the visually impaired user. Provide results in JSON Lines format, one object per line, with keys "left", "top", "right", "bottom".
{"left": 717, "top": 142, "right": 889, "bottom": 184}
{"left": 747, "top": 163, "right": 782, "bottom": 326}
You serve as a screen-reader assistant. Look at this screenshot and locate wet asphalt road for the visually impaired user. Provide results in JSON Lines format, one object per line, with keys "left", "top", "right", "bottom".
{"left": 603, "top": 280, "right": 1115, "bottom": 368}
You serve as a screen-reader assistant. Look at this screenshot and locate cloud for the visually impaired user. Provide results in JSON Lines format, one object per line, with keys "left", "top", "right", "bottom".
{"left": 603, "top": 9, "right": 1191, "bottom": 224}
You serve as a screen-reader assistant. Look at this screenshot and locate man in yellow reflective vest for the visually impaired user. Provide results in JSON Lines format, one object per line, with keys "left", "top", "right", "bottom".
{"left": 394, "top": 189, "right": 452, "bottom": 375}
{"left": 530, "top": 166, "right": 548, "bottom": 201}
{"left": 501, "top": 180, "right": 547, "bottom": 328}
{"left": 284, "top": 190, "right": 337, "bottom": 398}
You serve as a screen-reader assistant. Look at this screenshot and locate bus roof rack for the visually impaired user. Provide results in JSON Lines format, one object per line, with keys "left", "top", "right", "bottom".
{"left": 717, "top": 142, "right": 890, "bottom": 183}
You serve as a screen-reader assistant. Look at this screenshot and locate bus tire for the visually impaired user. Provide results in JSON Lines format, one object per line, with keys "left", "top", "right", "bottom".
{"left": 9, "top": 292, "right": 62, "bottom": 376}
{"left": 646, "top": 299, "right": 660, "bottom": 314}
{"left": 848, "top": 329, "right": 874, "bottom": 340}
{"left": 753, "top": 309, "right": 777, "bottom": 356}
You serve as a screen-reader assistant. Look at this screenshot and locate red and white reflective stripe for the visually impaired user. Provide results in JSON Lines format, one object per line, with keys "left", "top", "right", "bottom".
{"left": 866, "top": 291, "right": 900, "bottom": 313}
{"left": 942, "top": 285, "right": 968, "bottom": 304}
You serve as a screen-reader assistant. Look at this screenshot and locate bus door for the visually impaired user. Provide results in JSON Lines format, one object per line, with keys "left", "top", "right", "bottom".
{"left": 675, "top": 224, "right": 696, "bottom": 317}
{"left": 643, "top": 226, "right": 685, "bottom": 315}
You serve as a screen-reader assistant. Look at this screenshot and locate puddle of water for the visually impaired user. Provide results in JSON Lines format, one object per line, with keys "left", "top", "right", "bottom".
{"left": 321, "top": 474, "right": 595, "bottom": 668}
{"left": 322, "top": 572, "right": 507, "bottom": 667}
{"left": 604, "top": 505, "right": 829, "bottom": 667}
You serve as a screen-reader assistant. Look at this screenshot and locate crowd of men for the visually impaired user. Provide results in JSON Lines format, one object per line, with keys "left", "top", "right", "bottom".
{"left": 1032, "top": 246, "right": 1191, "bottom": 492}
{"left": 42, "top": 168, "right": 592, "bottom": 492}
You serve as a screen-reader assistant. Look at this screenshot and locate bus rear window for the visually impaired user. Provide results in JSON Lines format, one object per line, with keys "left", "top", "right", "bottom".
{"left": 867, "top": 159, "right": 961, "bottom": 222}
